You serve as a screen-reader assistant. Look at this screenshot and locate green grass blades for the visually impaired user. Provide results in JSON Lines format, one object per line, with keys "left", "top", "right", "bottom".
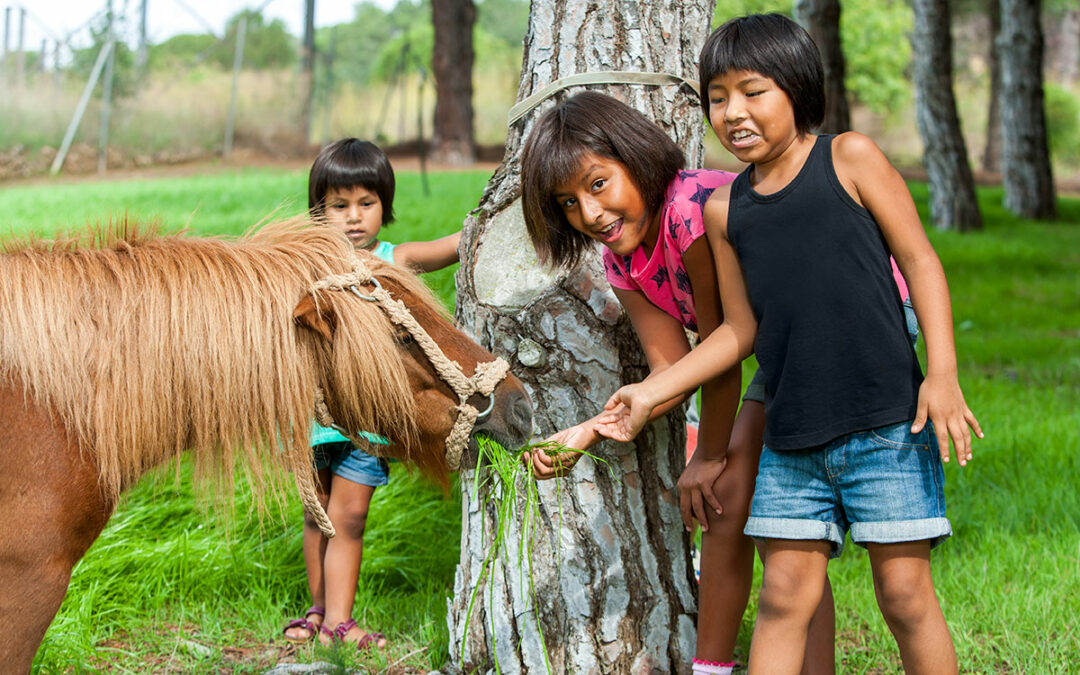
{"left": 463, "top": 437, "right": 615, "bottom": 673}
{"left": 4, "top": 169, "right": 1078, "bottom": 672}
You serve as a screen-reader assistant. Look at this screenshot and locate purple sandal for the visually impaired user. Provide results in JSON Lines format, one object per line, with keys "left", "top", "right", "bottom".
{"left": 328, "top": 618, "right": 386, "bottom": 650}
{"left": 282, "top": 605, "right": 325, "bottom": 644}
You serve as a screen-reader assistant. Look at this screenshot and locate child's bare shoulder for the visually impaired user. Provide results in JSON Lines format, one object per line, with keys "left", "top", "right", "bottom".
{"left": 704, "top": 183, "right": 733, "bottom": 237}
{"left": 833, "top": 132, "right": 896, "bottom": 190}
{"left": 833, "top": 132, "right": 889, "bottom": 167}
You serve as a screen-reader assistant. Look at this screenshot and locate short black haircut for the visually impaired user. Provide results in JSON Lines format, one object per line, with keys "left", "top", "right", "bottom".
{"left": 698, "top": 13, "right": 825, "bottom": 135}
{"left": 308, "top": 138, "right": 396, "bottom": 224}
{"left": 520, "top": 91, "right": 685, "bottom": 268}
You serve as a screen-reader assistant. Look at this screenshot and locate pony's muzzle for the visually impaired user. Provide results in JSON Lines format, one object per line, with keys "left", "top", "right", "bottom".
{"left": 474, "top": 387, "right": 532, "bottom": 451}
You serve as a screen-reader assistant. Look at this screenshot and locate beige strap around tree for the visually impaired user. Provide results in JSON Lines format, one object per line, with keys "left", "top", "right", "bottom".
{"left": 507, "top": 70, "right": 699, "bottom": 127}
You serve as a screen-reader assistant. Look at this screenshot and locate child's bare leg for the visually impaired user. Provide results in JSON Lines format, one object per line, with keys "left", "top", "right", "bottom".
{"left": 800, "top": 574, "right": 835, "bottom": 675}
{"left": 284, "top": 468, "right": 331, "bottom": 641}
{"left": 868, "top": 541, "right": 956, "bottom": 674}
{"left": 748, "top": 539, "right": 831, "bottom": 675}
{"left": 301, "top": 468, "right": 332, "bottom": 603}
{"left": 320, "top": 476, "right": 376, "bottom": 641}
{"left": 696, "top": 401, "right": 762, "bottom": 661}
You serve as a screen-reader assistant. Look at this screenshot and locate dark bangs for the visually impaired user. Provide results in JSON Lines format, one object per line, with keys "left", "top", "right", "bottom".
{"left": 308, "top": 138, "right": 396, "bottom": 224}
{"left": 698, "top": 13, "right": 825, "bottom": 134}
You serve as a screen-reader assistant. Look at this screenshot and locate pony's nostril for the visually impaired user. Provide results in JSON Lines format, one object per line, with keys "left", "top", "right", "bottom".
{"left": 510, "top": 392, "right": 534, "bottom": 437}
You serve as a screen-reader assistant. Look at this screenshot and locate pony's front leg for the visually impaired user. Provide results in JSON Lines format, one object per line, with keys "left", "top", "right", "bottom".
{"left": 0, "top": 386, "right": 114, "bottom": 674}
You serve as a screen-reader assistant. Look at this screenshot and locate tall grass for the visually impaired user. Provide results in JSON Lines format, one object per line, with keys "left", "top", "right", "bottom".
{"left": 0, "top": 169, "right": 1076, "bottom": 672}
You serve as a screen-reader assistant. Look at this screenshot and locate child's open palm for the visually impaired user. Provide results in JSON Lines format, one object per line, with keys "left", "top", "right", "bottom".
{"left": 912, "top": 373, "right": 983, "bottom": 466}
{"left": 594, "top": 386, "right": 655, "bottom": 442}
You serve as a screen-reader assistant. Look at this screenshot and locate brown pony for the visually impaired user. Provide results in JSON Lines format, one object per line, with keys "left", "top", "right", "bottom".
{"left": 0, "top": 220, "right": 532, "bottom": 674}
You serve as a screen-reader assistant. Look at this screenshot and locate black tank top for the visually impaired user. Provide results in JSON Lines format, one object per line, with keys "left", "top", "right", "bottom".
{"left": 727, "top": 135, "right": 922, "bottom": 450}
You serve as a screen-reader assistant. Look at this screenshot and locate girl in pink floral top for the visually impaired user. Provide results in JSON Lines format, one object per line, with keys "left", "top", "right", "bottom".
{"left": 520, "top": 91, "right": 835, "bottom": 674}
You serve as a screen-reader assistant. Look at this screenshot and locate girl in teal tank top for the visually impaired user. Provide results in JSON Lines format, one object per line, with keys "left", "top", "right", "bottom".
{"left": 282, "top": 139, "right": 463, "bottom": 649}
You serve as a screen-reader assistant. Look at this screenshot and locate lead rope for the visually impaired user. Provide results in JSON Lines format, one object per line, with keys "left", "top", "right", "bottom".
{"left": 304, "top": 258, "right": 510, "bottom": 536}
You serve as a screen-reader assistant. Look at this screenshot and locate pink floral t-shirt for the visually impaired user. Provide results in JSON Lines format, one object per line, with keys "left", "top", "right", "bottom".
{"left": 603, "top": 170, "right": 737, "bottom": 332}
{"left": 603, "top": 170, "right": 911, "bottom": 334}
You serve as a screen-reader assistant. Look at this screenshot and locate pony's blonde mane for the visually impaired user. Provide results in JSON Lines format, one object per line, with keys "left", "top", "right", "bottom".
{"left": 0, "top": 219, "right": 427, "bottom": 502}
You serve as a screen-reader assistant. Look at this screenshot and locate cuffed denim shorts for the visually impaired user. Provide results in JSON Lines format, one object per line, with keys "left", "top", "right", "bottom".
{"left": 743, "top": 300, "right": 918, "bottom": 406}
{"left": 313, "top": 441, "right": 390, "bottom": 487}
{"left": 744, "top": 420, "right": 951, "bottom": 557}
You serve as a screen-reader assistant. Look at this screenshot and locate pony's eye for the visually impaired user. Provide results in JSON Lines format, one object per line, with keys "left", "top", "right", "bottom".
{"left": 394, "top": 329, "right": 416, "bottom": 346}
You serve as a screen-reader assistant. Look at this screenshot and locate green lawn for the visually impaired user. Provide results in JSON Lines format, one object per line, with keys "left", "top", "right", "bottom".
{"left": 2, "top": 168, "right": 1077, "bottom": 673}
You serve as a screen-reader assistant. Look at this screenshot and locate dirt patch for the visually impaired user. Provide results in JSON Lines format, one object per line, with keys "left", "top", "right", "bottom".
{"left": 3, "top": 140, "right": 1077, "bottom": 200}
{"left": 0, "top": 141, "right": 505, "bottom": 188}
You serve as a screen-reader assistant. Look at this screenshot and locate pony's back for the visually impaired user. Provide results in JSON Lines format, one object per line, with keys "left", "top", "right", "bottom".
{"left": 0, "top": 220, "right": 413, "bottom": 501}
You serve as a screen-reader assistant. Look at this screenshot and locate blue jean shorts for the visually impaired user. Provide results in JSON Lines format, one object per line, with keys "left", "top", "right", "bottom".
{"left": 744, "top": 420, "right": 951, "bottom": 557}
{"left": 313, "top": 441, "right": 390, "bottom": 487}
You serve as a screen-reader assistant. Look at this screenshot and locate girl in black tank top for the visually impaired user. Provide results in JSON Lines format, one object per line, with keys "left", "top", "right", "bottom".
{"left": 595, "top": 14, "right": 983, "bottom": 675}
{"left": 726, "top": 134, "right": 923, "bottom": 450}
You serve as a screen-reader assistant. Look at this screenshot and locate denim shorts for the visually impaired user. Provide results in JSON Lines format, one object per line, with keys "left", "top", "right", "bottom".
{"left": 743, "top": 300, "right": 918, "bottom": 406}
{"left": 313, "top": 441, "right": 390, "bottom": 487}
{"left": 744, "top": 420, "right": 951, "bottom": 557}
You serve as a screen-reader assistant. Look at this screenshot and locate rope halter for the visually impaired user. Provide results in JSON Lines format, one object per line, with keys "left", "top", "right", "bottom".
{"left": 309, "top": 257, "right": 510, "bottom": 473}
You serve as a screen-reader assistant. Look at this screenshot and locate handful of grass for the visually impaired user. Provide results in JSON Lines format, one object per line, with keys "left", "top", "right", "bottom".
{"left": 463, "top": 437, "right": 613, "bottom": 673}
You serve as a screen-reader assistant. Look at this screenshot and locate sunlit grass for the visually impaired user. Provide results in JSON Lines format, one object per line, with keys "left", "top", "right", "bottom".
{"left": 0, "top": 170, "right": 1075, "bottom": 672}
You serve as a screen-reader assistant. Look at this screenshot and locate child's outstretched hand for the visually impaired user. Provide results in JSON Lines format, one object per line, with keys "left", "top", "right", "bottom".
{"left": 912, "top": 372, "right": 984, "bottom": 466}
{"left": 594, "top": 384, "right": 656, "bottom": 442}
{"left": 522, "top": 423, "right": 595, "bottom": 480}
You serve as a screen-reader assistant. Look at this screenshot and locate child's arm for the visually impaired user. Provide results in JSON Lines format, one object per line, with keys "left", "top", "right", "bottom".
{"left": 392, "top": 231, "right": 462, "bottom": 273}
{"left": 525, "top": 287, "right": 701, "bottom": 480}
{"left": 596, "top": 187, "right": 757, "bottom": 442}
{"left": 676, "top": 235, "right": 743, "bottom": 531}
{"left": 833, "top": 132, "right": 983, "bottom": 465}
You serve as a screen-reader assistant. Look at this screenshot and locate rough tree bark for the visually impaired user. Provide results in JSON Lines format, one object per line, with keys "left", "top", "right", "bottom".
{"left": 911, "top": 0, "right": 982, "bottom": 231}
{"left": 432, "top": 0, "right": 476, "bottom": 165}
{"left": 448, "top": 1, "right": 715, "bottom": 673}
{"left": 983, "top": 0, "right": 1003, "bottom": 174}
{"left": 794, "top": 0, "right": 850, "bottom": 133}
{"left": 999, "top": 0, "right": 1057, "bottom": 220}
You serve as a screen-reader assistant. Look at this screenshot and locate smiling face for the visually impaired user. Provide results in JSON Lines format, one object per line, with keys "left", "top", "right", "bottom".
{"left": 322, "top": 185, "right": 384, "bottom": 251}
{"left": 553, "top": 153, "right": 658, "bottom": 257}
{"left": 707, "top": 69, "right": 801, "bottom": 167}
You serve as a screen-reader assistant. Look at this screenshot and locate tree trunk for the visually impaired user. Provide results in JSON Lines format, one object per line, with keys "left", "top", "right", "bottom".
{"left": 299, "top": 0, "right": 316, "bottom": 145}
{"left": 794, "top": 0, "right": 850, "bottom": 133}
{"left": 983, "top": 0, "right": 1003, "bottom": 174}
{"left": 432, "top": 0, "right": 476, "bottom": 166}
{"left": 449, "top": 1, "right": 715, "bottom": 673}
{"left": 1046, "top": 7, "right": 1079, "bottom": 82}
{"left": 999, "top": 0, "right": 1057, "bottom": 220}
{"left": 910, "top": 0, "right": 982, "bottom": 231}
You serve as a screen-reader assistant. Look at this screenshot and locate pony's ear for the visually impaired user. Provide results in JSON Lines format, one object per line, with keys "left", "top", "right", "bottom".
{"left": 293, "top": 294, "right": 336, "bottom": 342}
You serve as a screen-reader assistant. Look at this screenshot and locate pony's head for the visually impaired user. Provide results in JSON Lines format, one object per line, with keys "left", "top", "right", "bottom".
{"left": 293, "top": 251, "right": 533, "bottom": 484}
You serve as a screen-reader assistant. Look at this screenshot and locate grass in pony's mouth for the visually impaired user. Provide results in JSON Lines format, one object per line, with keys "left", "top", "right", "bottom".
{"left": 463, "top": 436, "right": 614, "bottom": 673}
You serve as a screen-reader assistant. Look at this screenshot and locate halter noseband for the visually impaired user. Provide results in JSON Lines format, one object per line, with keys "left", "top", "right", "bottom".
{"left": 309, "top": 258, "right": 510, "bottom": 473}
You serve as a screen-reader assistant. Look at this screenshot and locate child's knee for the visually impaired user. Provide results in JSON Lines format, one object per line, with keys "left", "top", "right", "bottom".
{"left": 758, "top": 563, "right": 823, "bottom": 620}
{"left": 333, "top": 508, "right": 370, "bottom": 539}
{"left": 873, "top": 567, "right": 937, "bottom": 627}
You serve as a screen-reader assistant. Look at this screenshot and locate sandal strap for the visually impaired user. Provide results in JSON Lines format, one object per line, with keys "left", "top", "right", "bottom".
{"left": 283, "top": 618, "right": 313, "bottom": 632}
{"left": 332, "top": 618, "right": 359, "bottom": 641}
{"left": 356, "top": 632, "right": 386, "bottom": 650}
{"left": 304, "top": 605, "right": 325, "bottom": 619}
{"left": 320, "top": 622, "right": 336, "bottom": 638}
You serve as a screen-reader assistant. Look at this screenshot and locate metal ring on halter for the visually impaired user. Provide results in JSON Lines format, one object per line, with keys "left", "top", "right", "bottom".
{"left": 348, "top": 278, "right": 382, "bottom": 302}
{"left": 475, "top": 391, "right": 496, "bottom": 419}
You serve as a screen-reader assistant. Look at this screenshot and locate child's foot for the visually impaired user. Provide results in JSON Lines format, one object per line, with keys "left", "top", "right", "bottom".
{"left": 323, "top": 618, "right": 387, "bottom": 650}
{"left": 282, "top": 605, "right": 325, "bottom": 643}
